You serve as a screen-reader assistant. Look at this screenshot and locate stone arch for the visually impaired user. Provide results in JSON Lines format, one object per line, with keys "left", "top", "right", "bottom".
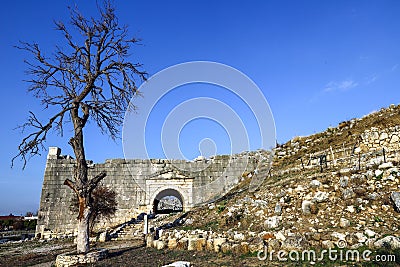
{"left": 152, "top": 188, "right": 184, "bottom": 214}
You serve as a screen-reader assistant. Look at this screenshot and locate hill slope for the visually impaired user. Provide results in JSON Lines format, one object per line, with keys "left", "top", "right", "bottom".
{"left": 150, "top": 104, "right": 400, "bottom": 258}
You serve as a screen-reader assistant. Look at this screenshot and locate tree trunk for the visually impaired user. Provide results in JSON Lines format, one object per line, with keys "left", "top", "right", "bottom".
{"left": 66, "top": 106, "right": 106, "bottom": 254}
{"left": 76, "top": 202, "right": 91, "bottom": 254}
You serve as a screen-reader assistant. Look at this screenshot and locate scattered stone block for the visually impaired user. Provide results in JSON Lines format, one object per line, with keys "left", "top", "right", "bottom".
{"left": 234, "top": 233, "right": 245, "bottom": 241}
{"left": 339, "top": 218, "right": 350, "bottom": 228}
{"left": 339, "top": 176, "right": 349, "bottom": 187}
{"left": 364, "top": 229, "right": 376, "bottom": 238}
{"left": 162, "top": 261, "right": 191, "bottom": 267}
{"left": 378, "top": 162, "right": 393, "bottom": 169}
{"left": 264, "top": 216, "right": 280, "bottom": 229}
{"left": 221, "top": 242, "right": 232, "bottom": 253}
{"left": 195, "top": 238, "right": 206, "bottom": 251}
{"left": 274, "top": 203, "right": 282, "bottom": 215}
{"left": 213, "top": 238, "right": 226, "bottom": 253}
{"left": 55, "top": 249, "right": 108, "bottom": 267}
{"left": 156, "top": 240, "right": 166, "bottom": 250}
{"left": 167, "top": 238, "right": 178, "bottom": 249}
{"left": 187, "top": 238, "right": 197, "bottom": 251}
{"left": 281, "top": 235, "right": 307, "bottom": 250}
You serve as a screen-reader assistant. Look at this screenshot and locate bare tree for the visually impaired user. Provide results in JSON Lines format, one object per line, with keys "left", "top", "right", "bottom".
{"left": 13, "top": 1, "right": 146, "bottom": 253}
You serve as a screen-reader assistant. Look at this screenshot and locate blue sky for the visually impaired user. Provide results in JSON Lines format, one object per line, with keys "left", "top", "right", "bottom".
{"left": 0, "top": 1, "right": 399, "bottom": 215}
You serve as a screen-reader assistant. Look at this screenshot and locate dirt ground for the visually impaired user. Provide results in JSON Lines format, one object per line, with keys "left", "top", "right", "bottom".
{"left": 0, "top": 239, "right": 74, "bottom": 267}
{"left": 0, "top": 238, "right": 279, "bottom": 267}
{"left": 0, "top": 238, "right": 392, "bottom": 267}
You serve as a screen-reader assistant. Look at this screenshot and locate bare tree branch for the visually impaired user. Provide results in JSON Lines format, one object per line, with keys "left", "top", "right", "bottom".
{"left": 14, "top": 1, "right": 147, "bottom": 168}
{"left": 12, "top": 107, "right": 73, "bottom": 168}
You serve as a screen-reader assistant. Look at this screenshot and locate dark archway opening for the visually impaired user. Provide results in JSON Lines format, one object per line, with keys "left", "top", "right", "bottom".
{"left": 153, "top": 189, "right": 183, "bottom": 214}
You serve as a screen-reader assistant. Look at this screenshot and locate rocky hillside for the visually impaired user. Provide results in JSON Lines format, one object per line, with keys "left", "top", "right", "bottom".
{"left": 148, "top": 104, "right": 400, "bottom": 258}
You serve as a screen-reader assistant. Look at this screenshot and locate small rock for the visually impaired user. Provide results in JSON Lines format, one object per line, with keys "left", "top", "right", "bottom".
{"left": 355, "top": 233, "right": 367, "bottom": 243}
{"left": 342, "top": 188, "right": 355, "bottom": 200}
{"left": 339, "top": 176, "right": 349, "bottom": 188}
{"left": 340, "top": 168, "right": 352, "bottom": 174}
{"left": 310, "top": 180, "right": 321, "bottom": 188}
{"left": 380, "top": 132, "right": 389, "bottom": 140}
{"left": 391, "top": 192, "right": 400, "bottom": 212}
{"left": 312, "top": 233, "right": 321, "bottom": 241}
{"left": 384, "top": 175, "right": 396, "bottom": 181}
{"left": 276, "top": 190, "right": 286, "bottom": 198}
{"left": 390, "top": 135, "right": 399, "bottom": 143}
{"left": 156, "top": 240, "right": 166, "bottom": 250}
{"left": 274, "top": 203, "right": 282, "bottom": 215}
{"left": 313, "top": 191, "right": 329, "bottom": 203}
{"left": 295, "top": 185, "right": 305, "bottom": 192}
{"left": 264, "top": 216, "right": 280, "bottom": 229}
{"left": 168, "top": 238, "right": 178, "bottom": 249}
{"left": 379, "top": 162, "right": 393, "bottom": 169}
{"left": 367, "top": 193, "right": 378, "bottom": 200}
{"left": 351, "top": 174, "right": 366, "bottom": 185}
{"left": 339, "top": 218, "right": 350, "bottom": 228}
{"left": 162, "top": 261, "right": 191, "bottom": 267}
{"left": 234, "top": 233, "right": 245, "bottom": 241}
{"left": 354, "top": 187, "right": 367, "bottom": 196}
{"left": 221, "top": 242, "right": 232, "bottom": 253}
{"left": 364, "top": 229, "right": 376, "bottom": 238}
{"left": 332, "top": 232, "right": 346, "bottom": 241}
{"left": 302, "top": 200, "right": 313, "bottom": 215}
{"left": 346, "top": 206, "right": 355, "bottom": 213}
{"left": 375, "top": 169, "right": 383, "bottom": 177}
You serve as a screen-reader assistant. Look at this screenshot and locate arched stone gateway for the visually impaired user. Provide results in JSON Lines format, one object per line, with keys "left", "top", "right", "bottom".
{"left": 145, "top": 174, "right": 194, "bottom": 214}
{"left": 152, "top": 188, "right": 184, "bottom": 214}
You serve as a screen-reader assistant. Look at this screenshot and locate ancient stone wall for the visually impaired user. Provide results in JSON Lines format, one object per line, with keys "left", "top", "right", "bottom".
{"left": 36, "top": 148, "right": 259, "bottom": 238}
{"left": 273, "top": 125, "right": 400, "bottom": 176}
